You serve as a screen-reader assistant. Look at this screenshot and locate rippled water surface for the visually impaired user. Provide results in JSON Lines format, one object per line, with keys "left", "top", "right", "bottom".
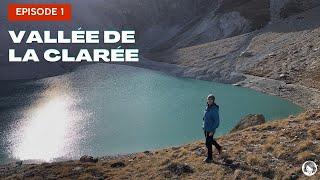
{"left": 0, "top": 64, "right": 303, "bottom": 163}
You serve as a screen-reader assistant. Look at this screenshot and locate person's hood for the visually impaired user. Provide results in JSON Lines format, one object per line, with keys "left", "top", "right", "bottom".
{"left": 206, "top": 103, "right": 219, "bottom": 110}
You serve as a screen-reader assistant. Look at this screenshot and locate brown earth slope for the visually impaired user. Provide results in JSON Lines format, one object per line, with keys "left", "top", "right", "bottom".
{"left": 145, "top": 5, "right": 320, "bottom": 109}
{"left": 1, "top": 110, "right": 319, "bottom": 179}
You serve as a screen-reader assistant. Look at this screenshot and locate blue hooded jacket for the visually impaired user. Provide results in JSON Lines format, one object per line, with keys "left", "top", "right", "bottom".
{"left": 202, "top": 104, "right": 220, "bottom": 132}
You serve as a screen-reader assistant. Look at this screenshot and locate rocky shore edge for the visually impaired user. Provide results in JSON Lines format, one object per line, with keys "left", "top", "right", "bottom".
{"left": 131, "top": 57, "right": 317, "bottom": 110}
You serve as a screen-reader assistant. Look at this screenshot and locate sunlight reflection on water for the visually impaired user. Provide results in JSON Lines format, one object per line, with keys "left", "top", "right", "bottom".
{"left": 7, "top": 80, "right": 91, "bottom": 162}
{"left": 0, "top": 64, "right": 303, "bottom": 164}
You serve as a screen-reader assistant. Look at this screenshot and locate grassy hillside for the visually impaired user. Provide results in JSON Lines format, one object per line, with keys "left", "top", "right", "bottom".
{"left": 1, "top": 110, "right": 319, "bottom": 179}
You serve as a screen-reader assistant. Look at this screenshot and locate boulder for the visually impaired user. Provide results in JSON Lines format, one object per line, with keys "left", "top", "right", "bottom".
{"left": 230, "top": 114, "right": 266, "bottom": 133}
{"left": 143, "top": 150, "right": 152, "bottom": 155}
{"left": 239, "top": 51, "right": 254, "bottom": 58}
{"left": 164, "top": 162, "right": 194, "bottom": 176}
{"left": 80, "top": 155, "right": 98, "bottom": 163}
{"left": 110, "top": 161, "right": 126, "bottom": 168}
{"left": 194, "top": 148, "right": 205, "bottom": 156}
{"left": 72, "top": 166, "right": 84, "bottom": 172}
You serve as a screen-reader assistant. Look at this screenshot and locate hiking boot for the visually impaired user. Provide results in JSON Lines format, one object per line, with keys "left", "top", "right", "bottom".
{"left": 203, "top": 157, "right": 212, "bottom": 163}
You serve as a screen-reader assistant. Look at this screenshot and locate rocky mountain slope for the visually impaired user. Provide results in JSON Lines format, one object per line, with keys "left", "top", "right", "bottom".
{"left": 1, "top": 1, "right": 320, "bottom": 179}
{"left": 0, "top": 0, "right": 251, "bottom": 80}
{"left": 1, "top": 0, "right": 320, "bottom": 80}
{"left": 146, "top": 4, "right": 320, "bottom": 109}
{"left": 1, "top": 110, "right": 319, "bottom": 179}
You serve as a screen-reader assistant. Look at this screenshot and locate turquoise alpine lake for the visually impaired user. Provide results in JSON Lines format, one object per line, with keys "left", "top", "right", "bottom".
{"left": 0, "top": 64, "right": 303, "bottom": 164}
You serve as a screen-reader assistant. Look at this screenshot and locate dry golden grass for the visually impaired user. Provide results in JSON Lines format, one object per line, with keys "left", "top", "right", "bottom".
{"left": 297, "top": 151, "right": 316, "bottom": 162}
{"left": 1, "top": 110, "right": 320, "bottom": 179}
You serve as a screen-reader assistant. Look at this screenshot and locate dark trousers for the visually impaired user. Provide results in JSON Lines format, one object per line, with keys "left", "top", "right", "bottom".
{"left": 204, "top": 131, "right": 221, "bottom": 159}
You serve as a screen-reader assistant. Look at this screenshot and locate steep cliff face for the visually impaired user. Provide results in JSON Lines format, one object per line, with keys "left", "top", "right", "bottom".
{"left": 88, "top": 0, "right": 270, "bottom": 52}
{"left": 270, "top": 0, "right": 320, "bottom": 21}
{"left": 146, "top": 4, "right": 320, "bottom": 109}
{"left": 90, "top": 0, "right": 217, "bottom": 51}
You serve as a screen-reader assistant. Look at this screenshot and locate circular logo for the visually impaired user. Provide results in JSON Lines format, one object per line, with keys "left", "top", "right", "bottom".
{"left": 302, "top": 161, "right": 317, "bottom": 176}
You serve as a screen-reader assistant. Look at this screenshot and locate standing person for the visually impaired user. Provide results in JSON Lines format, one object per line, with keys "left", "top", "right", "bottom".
{"left": 202, "top": 94, "right": 222, "bottom": 163}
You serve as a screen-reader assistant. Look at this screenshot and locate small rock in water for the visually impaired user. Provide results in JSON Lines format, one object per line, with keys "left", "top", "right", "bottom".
{"left": 80, "top": 155, "right": 98, "bottom": 163}
{"left": 110, "top": 161, "right": 126, "bottom": 168}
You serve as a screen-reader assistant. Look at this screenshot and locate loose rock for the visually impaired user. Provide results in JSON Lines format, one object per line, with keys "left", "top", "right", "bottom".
{"left": 80, "top": 155, "right": 98, "bottom": 163}
{"left": 239, "top": 51, "right": 254, "bottom": 57}
{"left": 194, "top": 148, "right": 205, "bottom": 156}
{"left": 110, "top": 161, "right": 126, "bottom": 168}
{"left": 231, "top": 114, "right": 266, "bottom": 133}
{"left": 72, "top": 166, "right": 83, "bottom": 172}
{"left": 164, "top": 162, "right": 194, "bottom": 176}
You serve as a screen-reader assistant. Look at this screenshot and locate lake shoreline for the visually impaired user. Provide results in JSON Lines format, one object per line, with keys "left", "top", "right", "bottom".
{"left": 2, "top": 109, "right": 319, "bottom": 179}
{"left": 129, "top": 58, "right": 316, "bottom": 110}
{"left": 0, "top": 59, "right": 318, "bottom": 179}
{"left": 0, "top": 60, "right": 304, "bottom": 167}
{"left": 0, "top": 58, "right": 316, "bottom": 110}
